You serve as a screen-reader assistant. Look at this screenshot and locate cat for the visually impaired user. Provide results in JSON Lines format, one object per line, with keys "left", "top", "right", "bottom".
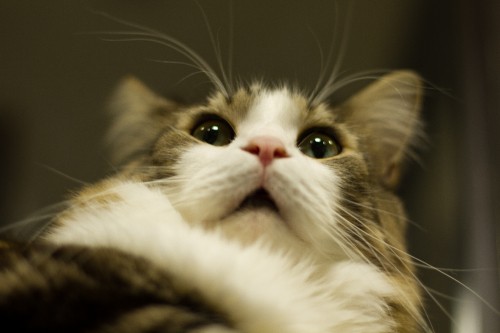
{"left": 0, "top": 16, "right": 427, "bottom": 333}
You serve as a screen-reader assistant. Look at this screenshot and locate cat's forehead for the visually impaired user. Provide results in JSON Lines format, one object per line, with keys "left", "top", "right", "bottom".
{"left": 206, "top": 85, "right": 337, "bottom": 129}
{"left": 240, "top": 89, "right": 304, "bottom": 137}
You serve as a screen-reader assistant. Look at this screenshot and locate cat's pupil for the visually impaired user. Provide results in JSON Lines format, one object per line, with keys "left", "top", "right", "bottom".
{"left": 202, "top": 125, "right": 220, "bottom": 144}
{"left": 310, "top": 137, "right": 328, "bottom": 158}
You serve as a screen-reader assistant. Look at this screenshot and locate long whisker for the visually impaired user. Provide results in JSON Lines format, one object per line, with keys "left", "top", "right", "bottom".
{"left": 99, "top": 33, "right": 227, "bottom": 95}
{"left": 307, "top": 12, "right": 338, "bottom": 105}
{"left": 87, "top": 11, "right": 229, "bottom": 97}
{"left": 38, "top": 164, "right": 89, "bottom": 186}
{"left": 0, "top": 201, "right": 70, "bottom": 243}
{"left": 336, "top": 199, "right": 500, "bottom": 324}
{"left": 194, "top": 1, "right": 234, "bottom": 96}
{"left": 332, "top": 206, "right": 431, "bottom": 331}
{"left": 226, "top": 0, "right": 235, "bottom": 94}
{"left": 313, "top": 70, "right": 390, "bottom": 104}
{"left": 333, "top": 195, "right": 465, "bottom": 332}
{"left": 309, "top": 1, "right": 354, "bottom": 106}
{"left": 148, "top": 59, "right": 203, "bottom": 71}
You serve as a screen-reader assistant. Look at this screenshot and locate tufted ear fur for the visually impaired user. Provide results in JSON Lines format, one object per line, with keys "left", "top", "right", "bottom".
{"left": 106, "top": 77, "right": 180, "bottom": 165}
{"left": 339, "top": 71, "right": 423, "bottom": 189}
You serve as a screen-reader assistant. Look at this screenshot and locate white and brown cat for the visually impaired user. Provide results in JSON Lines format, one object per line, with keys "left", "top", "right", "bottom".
{"left": 0, "top": 67, "right": 425, "bottom": 332}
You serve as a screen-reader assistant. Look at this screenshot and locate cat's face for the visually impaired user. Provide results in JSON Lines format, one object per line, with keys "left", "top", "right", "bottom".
{"left": 157, "top": 87, "right": 353, "bottom": 258}
{"left": 109, "top": 71, "right": 423, "bottom": 264}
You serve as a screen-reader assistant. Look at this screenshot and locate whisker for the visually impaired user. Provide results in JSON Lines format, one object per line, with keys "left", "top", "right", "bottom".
{"left": 314, "top": 70, "right": 389, "bottom": 104}
{"left": 340, "top": 192, "right": 426, "bottom": 231}
{"left": 310, "top": 3, "right": 352, "bottom": 105}
{"left": 87, "top": 10, "right": 229, "bottom": 97}
{"left": 307, "top": 17, "right": 335, "bottom": 105}
{"left": 307, "top": 26, "right": 325, "bottom": 102}
{"left": 100, "top": 33, "right": 226, "bottom": 93}
{"left": 175, "top": 70, "right": 214, "bottom": 87}
{"left": 426, "top": 287, "right": 471, "bottom": 303}
{"left": 337, "top": 198, "right": 500, "bottom": 325}
{"left": 38, "top": 163, "right": 89, "bottom": 186}
{"left": 309, "top": 1, "right": 354, "bottom": 106}
{"left": 0, "top": 200, "right": 70, "bottom": 242}
{"left": 194, "top": 0, "right": 234, "bottom": 96}
{"left": 148, "top": 59, "right": 203, "bottom": 71}
{"left": 333, "top": 203, "right": 438, "bottom": 332}
{"left": 147, "top": 60, "right": 216, "bottom": 88}
{"left": 226, "top": 0, "right": 235, "bottom": 94}
{"left": 0, "top": 214, "right": 56, "bottom": 234}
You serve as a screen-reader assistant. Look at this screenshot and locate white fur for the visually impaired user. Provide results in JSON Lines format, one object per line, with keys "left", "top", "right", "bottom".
{"left": 48, "top": 181, "right": 395, "bottom": 333}
{"left": 238, "top": 90, "right": 301, "bottom": 145}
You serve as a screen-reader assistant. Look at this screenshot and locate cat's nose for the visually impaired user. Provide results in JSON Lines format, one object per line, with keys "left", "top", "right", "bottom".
{"left": 242, "top": 136, "right": 288, "bottom": 166}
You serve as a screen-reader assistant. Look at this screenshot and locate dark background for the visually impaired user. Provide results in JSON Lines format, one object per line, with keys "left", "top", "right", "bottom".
{"left": 0, "top": 1, "right": 498, "bottom": 332}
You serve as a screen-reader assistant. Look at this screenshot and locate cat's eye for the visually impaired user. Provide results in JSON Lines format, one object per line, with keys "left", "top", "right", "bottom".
{"left": 191, "top": 118, "right": 235, "bottom": 146}
{"left": 298, "top": 131, "right": 341, "bottom": 159}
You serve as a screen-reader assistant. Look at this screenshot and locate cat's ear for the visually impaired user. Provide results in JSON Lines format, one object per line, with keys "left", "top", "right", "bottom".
{"left": 340, "top": 70, "right": 423, "bottom": 189}
{"left": 106, "top": 77, "right": 179, "bottom": 165}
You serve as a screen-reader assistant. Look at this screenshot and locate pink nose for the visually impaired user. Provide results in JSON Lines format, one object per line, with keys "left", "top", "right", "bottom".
{"left": 243, "top": 136, "right": 288, "bottom": 166}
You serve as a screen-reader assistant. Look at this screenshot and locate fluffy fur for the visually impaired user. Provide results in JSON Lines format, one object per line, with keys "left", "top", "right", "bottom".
{"left": 47, "top": 181, "right": 396, "bottom": 333}
{"left": 1, "top": 70, "right": 425, "bottom": 332}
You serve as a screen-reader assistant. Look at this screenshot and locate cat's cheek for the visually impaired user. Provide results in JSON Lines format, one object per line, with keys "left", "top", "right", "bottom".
{"left": 265, "top": 159, "right": 348, "bottom": 257}
{"left": 171, "top": 146, "right": 264, "bottom": 224}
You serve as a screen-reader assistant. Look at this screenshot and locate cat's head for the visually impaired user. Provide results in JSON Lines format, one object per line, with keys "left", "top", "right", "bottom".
{"left": 107, "top": 71, "right": 423, "bottom": 265}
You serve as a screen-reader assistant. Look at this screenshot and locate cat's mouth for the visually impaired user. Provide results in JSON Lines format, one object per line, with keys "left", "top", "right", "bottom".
{"left": 237, "top": 189, "right": 279, "bottom": 213}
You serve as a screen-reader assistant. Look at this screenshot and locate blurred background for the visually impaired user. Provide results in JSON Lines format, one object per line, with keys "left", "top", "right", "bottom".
{"left": 0, "top": 0, "right": 498, "bottom": 332}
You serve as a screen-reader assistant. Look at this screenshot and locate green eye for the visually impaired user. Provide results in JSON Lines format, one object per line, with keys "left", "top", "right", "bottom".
{"left": 191, "top": 118, "right": 235, "bottom": 146}
{"left": 298, "top": 131, "right": 341, "bottom": 159}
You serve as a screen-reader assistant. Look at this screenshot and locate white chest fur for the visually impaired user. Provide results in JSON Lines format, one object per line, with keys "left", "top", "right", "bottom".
{"left": 48, "top": 181, "right": 395, "bottom": 333}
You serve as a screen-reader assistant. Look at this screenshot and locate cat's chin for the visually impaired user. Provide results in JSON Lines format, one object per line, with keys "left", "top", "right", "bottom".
{"left": 217, "top": 206, "right": 290, "bottom": 246}
{"left": 204, "top": 187, "right": 283, "bottom": 243}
